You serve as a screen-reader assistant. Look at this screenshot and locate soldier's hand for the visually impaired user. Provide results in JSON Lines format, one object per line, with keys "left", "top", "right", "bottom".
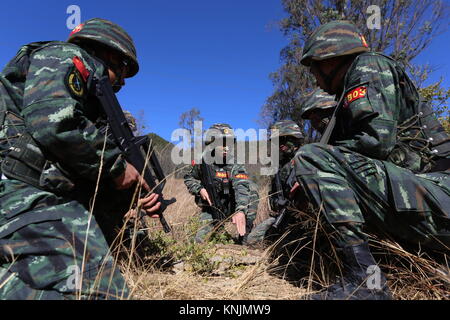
{"left": 232, "top": 212, "right": 246, "bottom": 236}
{"left": 289, "top": 182, "right": 300, "bottom": 199}
{"left": 125, "top": 193, "right": 161, "bottom": 219}
{"left": 114, "top": 161, "right": 151, "bottom": 192}
{"left": 199, "top": 188, "right": 212, "bottom": 206}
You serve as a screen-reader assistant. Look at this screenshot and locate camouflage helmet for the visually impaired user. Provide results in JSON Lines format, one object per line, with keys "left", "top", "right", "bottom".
{"left": 300, "top": 20, "right": 369, "bottom": 67}
{"left": 123, "top": 110, "right": 137, "bottom": 133}
{"left": 205, "top": 123, "right": 235, "bottom": 145}
{"left": 300, "top": 88, "right": 337, "bottom": 119}
{"left": 270, "top": 120, "right": 304, "bottom": 140}
{"left": 67, "top": 18, "right": 139, "bottom": 78}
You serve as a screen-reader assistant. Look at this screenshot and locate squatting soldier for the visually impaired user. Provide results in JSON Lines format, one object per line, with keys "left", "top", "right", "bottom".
{"left": 0, "top": 19, "right": 161, "bottom": 299}
{"left": 245, "top": 120, "right": 305, "bottom": 245}
{"left": 290, "top": 20, "right": 450, "bottom": 300}
{"left": 254, "top": 120, "right": 305, "bottom": 241}
{"left": 184, "top": 123, "right": 259, "bottom": 244}
{"left": 299, "top": 88, "right": 336, "bottom": 135}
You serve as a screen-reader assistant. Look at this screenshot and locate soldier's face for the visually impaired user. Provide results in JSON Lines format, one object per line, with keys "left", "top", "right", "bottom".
{"left": 216, "top": 146, "right": 228, "bottom": 157}
{"left": 310, "top": 113, "right": 329, "bottom": 133}
{"left": 310, "top": 61, "right": 334, "bottom": 93}
{"left": 104, "top": 53, "right": 128, "bottom": 92}
{"left": 279, "top": 137, "right": 300, "bottom": 155}
{"left": 310, "top": 58, "right": 347, "bottom": 95}
{"left": 309, "top": 109, "right": 333, "bottom": 133}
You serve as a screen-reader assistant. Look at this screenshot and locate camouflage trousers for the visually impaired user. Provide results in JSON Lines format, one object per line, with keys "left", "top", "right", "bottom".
{"left": 293, "top": 143, "right": 450, "bottom": 250}
{"left": 0, "top": 179, "right": 129, "bottom": 300}
{"left": 195, "top": 188, "right": 260, "bottom": 244}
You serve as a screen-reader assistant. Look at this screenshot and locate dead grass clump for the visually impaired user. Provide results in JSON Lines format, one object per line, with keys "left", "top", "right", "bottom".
{"left": 114, "top": 177, "right": 450, "bottom": 300}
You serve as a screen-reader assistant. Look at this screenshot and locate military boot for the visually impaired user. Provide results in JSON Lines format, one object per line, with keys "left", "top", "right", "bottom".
{"left": 310, "top": 242, "right": 392, "bottom": 300}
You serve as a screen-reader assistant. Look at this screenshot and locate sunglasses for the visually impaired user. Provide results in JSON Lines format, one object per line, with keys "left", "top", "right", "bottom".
{"left": 103, "top": 55, "right": 129, "bottom": 80}
{"left": 279, "top": 136, "right": 300, "bottom": 146}
{"left": 111, "top": 59, "right": 129, "bottom": 80}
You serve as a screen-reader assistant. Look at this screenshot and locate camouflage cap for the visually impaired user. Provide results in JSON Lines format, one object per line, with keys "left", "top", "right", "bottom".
{"left": 67, "top": 18, "right": 139, "bottom": 78}
{"left": 300, "top": 88, "right": 337, "bottom": 119}
{"left": 205, "top": 123, "right": 235, "bottom": 145}
{"left": 270, "top": 120, "right": 304, "bottom": 140}
{"left": 301, "top": 20, "right": 369, "bottom": 66}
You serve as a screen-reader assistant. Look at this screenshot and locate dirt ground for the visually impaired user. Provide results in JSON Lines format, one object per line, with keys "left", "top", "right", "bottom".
{"left": 121, "top": 177, "right": 450, "bottom": 300}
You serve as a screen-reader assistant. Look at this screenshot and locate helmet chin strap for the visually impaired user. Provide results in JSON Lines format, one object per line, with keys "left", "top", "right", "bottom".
{"left": 87, "top": 54, "right": 123, "bottom": 92}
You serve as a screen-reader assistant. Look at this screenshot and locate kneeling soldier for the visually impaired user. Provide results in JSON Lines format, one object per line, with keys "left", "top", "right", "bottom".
{"left": 184, "top": 123, "right": 258, "bottom": 244}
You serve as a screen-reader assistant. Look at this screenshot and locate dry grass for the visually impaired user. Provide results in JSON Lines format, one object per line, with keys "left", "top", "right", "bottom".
{"left": 115, "top": 177, "right": 450, "bottom": 300}
{"left": 124, "top": 259, "right": 305, "bottom": 300}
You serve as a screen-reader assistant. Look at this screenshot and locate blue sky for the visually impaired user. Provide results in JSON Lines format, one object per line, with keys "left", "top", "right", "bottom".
{"left": 0, "top": 0, "right": 449, "bottom": 142}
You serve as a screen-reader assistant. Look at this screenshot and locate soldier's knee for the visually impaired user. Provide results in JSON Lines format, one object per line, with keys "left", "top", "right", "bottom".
{"left": 294, "top": 143, "right": 337, "bottom": 177}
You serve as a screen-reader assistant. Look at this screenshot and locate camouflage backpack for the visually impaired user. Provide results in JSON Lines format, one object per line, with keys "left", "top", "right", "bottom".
{"left": 0, "top": 42, "right": 53, "bottom": 177}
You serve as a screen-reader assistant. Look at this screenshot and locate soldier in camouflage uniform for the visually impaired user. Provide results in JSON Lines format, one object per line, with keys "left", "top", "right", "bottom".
{"left": 184, "top": 123, "right": 259, "bottom": 244}
{"left": 0, "top": 19, "right": 162, "bottom": 299}
{"left": 246, "top": 120, "right": 305, "bottom": 244}
{"left": 288, "top": 20, "right": 450, "bottom": 300}
{"left": 300, "top": 88, "right": 336, "bottom": 134}
{"left": 270, "top": 121, "right": 304, "bottom": 227}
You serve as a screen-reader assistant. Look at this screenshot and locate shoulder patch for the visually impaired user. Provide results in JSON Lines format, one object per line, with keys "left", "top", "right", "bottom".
{"left": 343, "top": 86, "right": 367, "bottom": 108}
{"left": 216, "top": 172, "right": 229, "bottom": 179}
{"left": 235, "top": 173, "right": 249, "bottom": 180}
{"left": 72, "top": 56, "right": 90, "bottom": 82}
{"left": 66, "top": 67, "right": 86, "bottom": 98}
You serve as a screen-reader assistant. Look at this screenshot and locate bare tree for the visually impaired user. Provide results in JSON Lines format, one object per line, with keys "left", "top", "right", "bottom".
{"left": 178, "top": 107, "right": 204, "bottom": 135}
{"left": 135, "top": 109, "right": 148, "bottom": 136}
{"left": 261, "top": 0, "right": 449, "bottom": 128}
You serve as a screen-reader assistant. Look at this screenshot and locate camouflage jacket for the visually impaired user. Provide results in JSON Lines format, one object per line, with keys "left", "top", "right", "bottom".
{"left": 0, "top": 41, "right": 126, "bottom": 190}
{"left": 184, "top": 162, "right": 251, "bottom": 216}
{"left": 332, "top": 52, "right": 450, "bottom": 172}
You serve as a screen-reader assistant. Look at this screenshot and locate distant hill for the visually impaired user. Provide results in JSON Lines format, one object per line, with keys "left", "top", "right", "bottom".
{"left": 147, "top": 133, "right": 173, "bottom": 152}
{"left": 146, "top": 132, "right": 177, "bottom": 177}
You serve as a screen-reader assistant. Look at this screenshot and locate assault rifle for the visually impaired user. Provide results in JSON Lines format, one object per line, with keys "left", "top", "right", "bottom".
{"left": 199, "top": 161, "right": 227, "bottom": 221}
{"left": 271, "top": 168, "right": 296, "bottom": 229}
{"left": 93, "top": 75, "right": 175, "bottom": 233}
